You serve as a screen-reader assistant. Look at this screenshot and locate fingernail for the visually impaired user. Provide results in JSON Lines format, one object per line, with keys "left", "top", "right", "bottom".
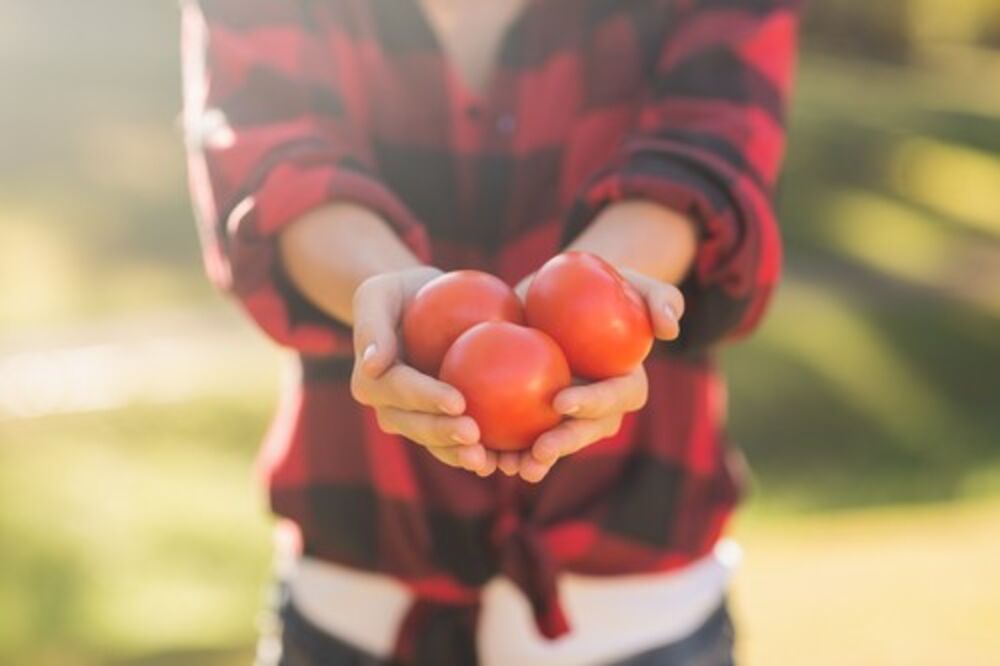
{"left": 362, "top": 344, "right": 377, "bottom": 363}
{"left": 664, "top": 304, "right": 679, "bottom": 321}
{"left": 558, "top": 404, "right": 580, "bottom": 416}
{"left": 451, "top": 432, "right": 470, "bottom": 445}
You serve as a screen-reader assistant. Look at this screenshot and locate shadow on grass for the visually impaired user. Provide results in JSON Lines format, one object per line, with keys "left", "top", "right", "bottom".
{"left": 728, "top": 341, "right": 998, "bottom": 511}
{"left": 913, "top": 109, "right": 1000, "bottom": 154}
{"left": 725, "top": 268, "right": 1000, "bottom": 512}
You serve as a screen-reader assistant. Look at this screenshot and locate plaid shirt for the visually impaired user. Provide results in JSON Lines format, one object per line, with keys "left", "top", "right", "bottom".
{"left": 182, "top": 0, "right": 798, "bottom": 662}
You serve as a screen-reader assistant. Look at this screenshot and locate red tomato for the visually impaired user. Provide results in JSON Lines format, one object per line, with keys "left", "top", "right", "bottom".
{"left": 439, "top": 322, "right": 571, "bottom": 452}
{"left": 403, "top": 270, "right": 524, "bottom": 375}
{"left": 525, "top": 252, "right": 653, "bottom": 380}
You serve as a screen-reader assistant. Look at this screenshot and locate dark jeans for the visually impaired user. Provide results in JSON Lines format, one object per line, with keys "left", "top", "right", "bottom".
{"left": 258, "top": 586, "right": 735, "bottom": 666}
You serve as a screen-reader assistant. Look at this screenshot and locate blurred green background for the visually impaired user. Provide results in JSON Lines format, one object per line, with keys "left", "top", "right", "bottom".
{"left": 1, "top": 1, "right": 999, "bottom": 665}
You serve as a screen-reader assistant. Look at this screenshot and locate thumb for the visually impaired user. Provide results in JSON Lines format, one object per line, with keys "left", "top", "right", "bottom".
{"left": 353, "top": 278, "right": 403, "bottom": 378}
{"left": 514, "top": 272, "right": 534, "bottom": 303}
{"left": 622, "top": 270, "right": 685, "bottom": 341}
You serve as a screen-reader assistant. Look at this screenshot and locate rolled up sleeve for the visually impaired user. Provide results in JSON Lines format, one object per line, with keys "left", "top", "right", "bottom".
{"left": 567, "top": 0, "right": 801, "bottom": 353}
{"left": 182, "top": 0, "right": 429, "bottom": 355}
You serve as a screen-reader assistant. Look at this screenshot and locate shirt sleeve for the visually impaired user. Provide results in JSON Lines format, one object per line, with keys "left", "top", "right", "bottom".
{"left": 566, "top": 0, "right": 801, "bottom": 354}
{"left": 181, "top": 0, "right": 430, "bottom": 355}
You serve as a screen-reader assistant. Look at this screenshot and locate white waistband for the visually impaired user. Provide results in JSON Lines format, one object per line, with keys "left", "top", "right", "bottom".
{"left": 286, "top": 539, "right": 740, "bottom": 665}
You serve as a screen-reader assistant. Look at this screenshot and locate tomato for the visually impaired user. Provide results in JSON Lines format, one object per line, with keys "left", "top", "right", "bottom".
{"left": 439, "top": 322, "right": 570, "bottom": 451}
{"left": 525, "top": 252, "right": 652, "bottom": 380}
{"left": 403, "top": 270, "right": 524, "bottom": 375}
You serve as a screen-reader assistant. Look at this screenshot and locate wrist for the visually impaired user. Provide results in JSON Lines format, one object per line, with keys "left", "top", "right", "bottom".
{"left": 280, "top": 202, "right": 428, "bottom": 325}
{"left": 395, "top": 265, "right": 444, "bottom": 295}
{"left": 567, "top": 199, "right": 697, "bottom": 284}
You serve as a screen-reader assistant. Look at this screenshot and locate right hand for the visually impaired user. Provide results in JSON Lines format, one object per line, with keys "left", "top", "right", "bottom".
{"left": 349, "top": 267, "right": 498, "bottom": 476}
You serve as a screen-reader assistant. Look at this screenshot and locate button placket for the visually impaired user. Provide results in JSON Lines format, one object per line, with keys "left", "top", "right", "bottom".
{"left": 495, "top": 112, "right": 517, "bottom": 136}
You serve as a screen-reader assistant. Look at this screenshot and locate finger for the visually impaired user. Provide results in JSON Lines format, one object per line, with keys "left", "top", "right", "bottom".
{"left": 553, "top": 367, "right": 648, "bottom": 418}
{"left": 353, "top": 277, "right": 403, "bottom": 377}
{"left": 428, "top": 444, "right": 494, "bottom": 474}
{"left": 379, "top": 410, "right": 491, "bottom": 475}
{"left": 498, "top": 452, "right": 520, "bottom": 477}
{"left": 425, "top": 444, "right": 491, "bottom": 473}
{"left": 514, "top": 273, "right": 534, "bottom": 303}
{"left": 623, "top": 271, "right": 685, "bottom": 341}
{"left": 531, "top": 416, "right": 622, "bottom": 464}
{"left": 373, "top": 365, "right": 466, "bottom": 415}
{"left": 646, "top": 283, "right": 684, "bottom": 341}
{"left": 376, "top": 408, "right": 479, "bottom": 448}
{"left": 518, "top": 453, "right": 553, "bottom": 484}
{"left": 477, "top": 451, "right": 499, "bottom": 478}
{"left": 425, "top": 446, "right": 463, "bottom": 468}
{"left": 456, "top": 444, "right": 489, "bottom": 472}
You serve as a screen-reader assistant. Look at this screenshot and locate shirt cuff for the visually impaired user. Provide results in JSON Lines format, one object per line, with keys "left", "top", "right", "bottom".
{"left": 225, "top": 160, "right": 430, "bottom": 356}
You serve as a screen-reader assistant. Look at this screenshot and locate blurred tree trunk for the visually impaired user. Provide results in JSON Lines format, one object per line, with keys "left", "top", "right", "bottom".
{"left": 802, "top": 0, "right": 1000, "bottom": 61}
{"left": 802, "top": 0, "right": 913, "bottom": 62}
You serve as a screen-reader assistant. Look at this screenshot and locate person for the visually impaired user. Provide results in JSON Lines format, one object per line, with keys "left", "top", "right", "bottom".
{"left": 181, "top": 0, "right": 800, "bottom": 663}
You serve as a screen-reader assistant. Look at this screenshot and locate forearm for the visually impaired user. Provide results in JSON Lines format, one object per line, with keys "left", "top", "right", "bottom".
{"left": 279, "top": 203, "right": 426, "bottom": 326}
{"left": 567, "top": 199, "right": 697, "bottom": 285}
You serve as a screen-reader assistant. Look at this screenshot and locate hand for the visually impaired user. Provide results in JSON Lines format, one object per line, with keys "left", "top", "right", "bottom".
{"left": 350, "top": 267, "right": 498, "bottom": 476}
{"left": 503, "top": 269, "right": 685, "bottom": 482}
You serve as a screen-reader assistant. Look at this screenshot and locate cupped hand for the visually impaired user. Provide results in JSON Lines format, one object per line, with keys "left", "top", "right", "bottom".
{"left": 350, "top": 267, "right": 498, "bottom": 476}
{"left": 503, "top": 268, "right": 685, "bottom": 482}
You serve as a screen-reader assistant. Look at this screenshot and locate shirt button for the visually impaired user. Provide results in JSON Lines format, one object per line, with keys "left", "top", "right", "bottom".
{"left": 496, "top": 113, "right": 517, "bottom": 135}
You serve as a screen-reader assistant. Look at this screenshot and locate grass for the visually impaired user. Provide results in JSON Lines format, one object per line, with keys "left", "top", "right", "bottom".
{"left": 3, "top": 396, "right": 998, "bottom": 665}
{"left": 0, "top": 397, "right": 275, "bottom": 666}
{"left": 2, "top": 395, "right": 998, "bottom": 666}
{"left": 732, "top": 500, "right": 1000, "bottom": 666}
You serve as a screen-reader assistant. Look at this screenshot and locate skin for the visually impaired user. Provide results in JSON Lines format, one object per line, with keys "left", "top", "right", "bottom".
{"left": 280, "top": 199, "right": 695, "bottom": 482}
{"left": 419, "top": 0, "right": 529, "bottom": 96}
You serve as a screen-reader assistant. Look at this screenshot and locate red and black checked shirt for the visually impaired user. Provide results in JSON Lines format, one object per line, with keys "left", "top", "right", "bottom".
{"left": 182, "top": 0, "right": 798, "bottom": 662}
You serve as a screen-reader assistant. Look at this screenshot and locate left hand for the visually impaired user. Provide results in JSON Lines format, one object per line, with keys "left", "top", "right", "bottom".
{"left": 502, "top": 269, "right": 685, "bottom": 483}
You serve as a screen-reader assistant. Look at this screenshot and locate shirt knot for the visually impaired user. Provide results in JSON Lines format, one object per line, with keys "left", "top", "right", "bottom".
{"left": 497, "top": 522, "right": 571, "bottom": 640}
